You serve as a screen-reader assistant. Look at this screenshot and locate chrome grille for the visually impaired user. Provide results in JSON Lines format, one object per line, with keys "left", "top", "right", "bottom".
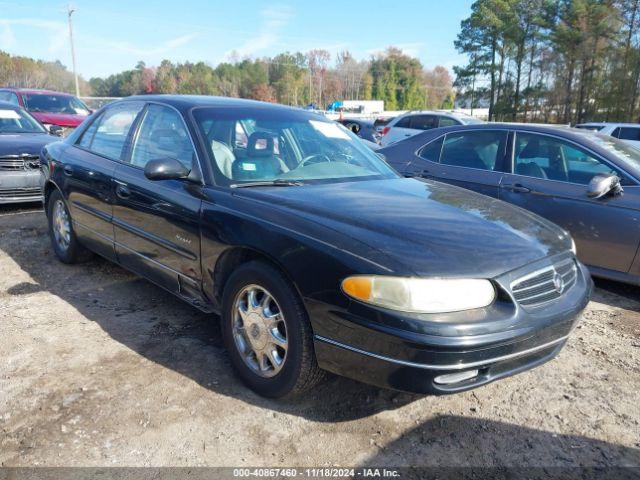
{"left": 0, "top": 155, "right": 40, "bottom": 171}
{"left": 0, "top": 187, "right": 42, "bottom": 198}
{"left": 511, "top": 258, "right": 577, "bottom": 308}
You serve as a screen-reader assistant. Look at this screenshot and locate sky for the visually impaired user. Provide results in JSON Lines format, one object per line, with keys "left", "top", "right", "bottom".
{"left": 0, "top": 0, "right": 474, "bottom": 79}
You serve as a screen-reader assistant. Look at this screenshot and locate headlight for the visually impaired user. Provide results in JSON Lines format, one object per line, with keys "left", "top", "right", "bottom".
{"left": 341, "top": 275, "right": 496, "bottom": 313}
{"left": 570, "top": 237, "right": 577, "bottom": 255}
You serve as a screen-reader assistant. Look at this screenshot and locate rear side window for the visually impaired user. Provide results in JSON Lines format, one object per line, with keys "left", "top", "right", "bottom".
{"left": 418, "top": 136, "right": 444, "bottom": 162}
{"left": 410, "top": 115, "right": 438, "bottom": 130}
{"left": 80, "top": 102, "right": 144, "bottom": 160}
{"left": 440, "top": 130, "right": 507, "bottom": 171}
{"left": 617, "top": 127, "right": 640, "bottom": 141}
{"left": 395, "top": 116, "right": 412, "bottom": 128}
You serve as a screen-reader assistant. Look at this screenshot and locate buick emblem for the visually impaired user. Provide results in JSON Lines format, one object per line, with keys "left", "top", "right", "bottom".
{"left": 552, "top": 271, "right": 565, "bottom": 294}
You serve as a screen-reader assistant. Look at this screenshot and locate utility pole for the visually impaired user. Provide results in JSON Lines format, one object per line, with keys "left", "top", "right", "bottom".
{"left": 67, "top": 5, "right": 80, "bottom": 97}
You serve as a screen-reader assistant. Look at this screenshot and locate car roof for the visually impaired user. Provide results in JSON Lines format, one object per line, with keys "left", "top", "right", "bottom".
{"left": 577, "top": 122, "right": 640, "bottom": 127}
{"left": 0, "top": 87, "right": 75, "bottom": 96}
{"left": 122, "top": 94, "right": 303, "bottom": 115}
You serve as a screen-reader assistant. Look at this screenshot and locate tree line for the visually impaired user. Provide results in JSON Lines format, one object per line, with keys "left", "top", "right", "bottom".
{"left": 0, "top": 47, "right": 453, "bottom": 111}
{"left": 454, "top": 0, "right": 640, "bottom": 123}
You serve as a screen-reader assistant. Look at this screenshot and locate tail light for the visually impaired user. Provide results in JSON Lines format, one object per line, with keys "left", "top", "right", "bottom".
{"left": 381, "top": 126, "right": 390, "bottom": 136}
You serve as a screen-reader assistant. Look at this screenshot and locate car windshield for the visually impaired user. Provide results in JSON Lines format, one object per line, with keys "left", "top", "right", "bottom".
{"left": 576, "top": 124, "right": 605, "bottom": 131}
{"left": 22, "top": 94, "right": 90, "bottom": 115}
{"left": 583, "top": 132, "right": 640, "bottom": 177}
{"left": 0, "top": 108, "right": 46, "bottom": 134}
{"left": 461, "top": 116, "right": 484, "bottom": 125}
{"left": 193, "top": 107, "right": 398, "bottom": 185}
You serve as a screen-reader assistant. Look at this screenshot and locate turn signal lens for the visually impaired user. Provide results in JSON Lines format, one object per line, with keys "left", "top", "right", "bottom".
{"left": 341, "top": 276, "right": 495, "bottom": 313}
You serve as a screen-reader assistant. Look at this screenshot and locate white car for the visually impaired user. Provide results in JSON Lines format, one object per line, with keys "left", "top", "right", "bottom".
{"left": 575, "top": 122, "right": 640, "bottom": 149}
{"left": 379, "top": 111, "right": 484, "bottom": 147}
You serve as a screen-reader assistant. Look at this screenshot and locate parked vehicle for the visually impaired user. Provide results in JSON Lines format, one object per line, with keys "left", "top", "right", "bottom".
{"left": 379, "top": 110, "right": 483, "bottom": 147}
{"left": 337, "top": 118, "right": 379, "bottom": 143}
{"left": 380, "top": 123, "right": 640, "bottom": 285}
{"left": 0, "top": 101, "right": 58, "bottom": 204}
{"left": 0, "top": 88, "right": 90, "bottom": 136}
{"left": 42, "top": 96, "right": 591, "bottom": 398}
{"left": 575, "top": 122, "right": 640, "bottom": 149}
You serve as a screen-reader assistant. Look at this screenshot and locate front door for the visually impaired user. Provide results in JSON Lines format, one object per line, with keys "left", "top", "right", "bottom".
{"left": 500, "top": 131, "right": 640, "bottom": 273}
{"left": 112, "top": 103, "right": 203, "bottom": 297}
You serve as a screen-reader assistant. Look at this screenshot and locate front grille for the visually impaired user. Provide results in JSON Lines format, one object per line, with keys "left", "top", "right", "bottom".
{"left": 0, "top": 155, "right": 40, "bottom": 171}
{"left": 0, "top": 187, "right": 42, "bottom": 198}
{"left": 511, "top": 258, "right": 577, "bottom": 308}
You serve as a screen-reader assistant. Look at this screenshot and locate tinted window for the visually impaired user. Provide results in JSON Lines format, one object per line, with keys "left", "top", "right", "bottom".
{"left": 440, "top": 130, "right": 507, "bottom": 170}
{"left": 395, "top": 116, "right": 412, "bottom": 128}
{"left": 618, "top": 127, "right": 640, "bottom": 141}
{"left": 77, "top": 114, "right": 102, "bottom": 149}
{"left": 410, "top": 115, "right": 438, "bottom": 130}
{"left": 438, "top": 117, "right": 459, "bottom": 127}
{"left": 130, "top": 104, "right": 194, "bottom": 169}
{"left": 21, "top": 94, "right": 90, "bottom": 115}
{"left": 514, "top": 132, "right": 624, "bottom": 185}
{"left": 85, "top": 103, "right": 143, "bottom": 160}
{"left": 418, "top": 136, "right": 444, "bottom": 162}
{"left": 0, "top": 92, "right": 19, "bottom": 106}
{"left": 611, "top": 127, "right": 621, "bottom": 138}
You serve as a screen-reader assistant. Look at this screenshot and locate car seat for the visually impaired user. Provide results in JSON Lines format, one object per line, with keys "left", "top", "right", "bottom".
{"left": 232, "top": 132, "right": 285, "bottom": 181}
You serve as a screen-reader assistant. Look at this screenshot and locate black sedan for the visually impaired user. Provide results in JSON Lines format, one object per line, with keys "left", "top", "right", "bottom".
{"left": 41, "top": 96, "right": 591, "bottom": 398}
{"left": 380, "top": 124, "right": 640, "bottom": 286}
{"left": 0, "top": 101, "right": 60, "bottom": 204}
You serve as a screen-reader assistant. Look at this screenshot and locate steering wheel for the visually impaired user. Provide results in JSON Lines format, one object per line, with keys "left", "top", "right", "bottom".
{"left": 299, "top": 153, "right": 332, "bottom": 168}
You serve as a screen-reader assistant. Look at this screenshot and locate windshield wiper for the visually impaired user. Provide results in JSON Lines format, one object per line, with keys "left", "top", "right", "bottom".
{"left": 230, "top": 179, "right": 304, "bottom": 188}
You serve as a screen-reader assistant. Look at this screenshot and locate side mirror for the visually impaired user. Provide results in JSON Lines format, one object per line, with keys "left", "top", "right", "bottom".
{"left": 48, "top": 125, "right": 64, "bottom": 137}
{"left": 144, "top": 158, "right": 190, "bottom": 181}
{"left": 587, "top": 173, "right": 623, "bottom": 199}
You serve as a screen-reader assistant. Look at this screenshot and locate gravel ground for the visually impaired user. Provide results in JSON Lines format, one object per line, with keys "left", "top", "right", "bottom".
{"left": 0, "top": 207, "right": 639, "bottom": 469}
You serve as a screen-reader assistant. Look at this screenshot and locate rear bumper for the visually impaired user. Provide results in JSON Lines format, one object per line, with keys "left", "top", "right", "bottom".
{"left": 0, "top": 171, "right": 43, "bottom": 204}
{"left": 310, "top": 258, "right": 592, "bottom": 394}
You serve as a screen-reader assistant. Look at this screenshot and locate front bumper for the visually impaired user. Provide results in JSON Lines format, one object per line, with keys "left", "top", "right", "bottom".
{"left": 309, "top": 254, "right": 592, "bottom": 394}
{"left": 0, "top": 170, "right": 43, "bottom": 204}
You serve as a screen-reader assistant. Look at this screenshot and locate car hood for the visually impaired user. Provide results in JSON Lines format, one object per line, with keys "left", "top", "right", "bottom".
{"left": 0, "top": 133, "right": 57, "bottom": 156}
{"left": 234, "top": 178, "right": 570, "bottom": 278}
{"left": 29, "top": 112, "right": 87, "bottom": 127}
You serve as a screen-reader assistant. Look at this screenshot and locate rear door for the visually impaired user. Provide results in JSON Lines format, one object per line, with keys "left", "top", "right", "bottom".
{"left": 112, "top": 103, "right": 203, "bottom": 299}
{"left": 63, "top": 101, "right": 144, "bottom": 261}
{"left": 614, "top": 126, "right": 640, "bottom": 150}
{"left": 499, "top": 130, "right": 640, "bottom": 273}
{"left": 414, "top": 129, "right": 509, "bottom": 198}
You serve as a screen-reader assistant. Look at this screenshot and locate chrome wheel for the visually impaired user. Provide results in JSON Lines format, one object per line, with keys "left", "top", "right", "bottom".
{"left": 232, "top": 284, "right": 288, "bottom": 378}
{"left": 52, "top": 199, "right": 71, "bottom": 251}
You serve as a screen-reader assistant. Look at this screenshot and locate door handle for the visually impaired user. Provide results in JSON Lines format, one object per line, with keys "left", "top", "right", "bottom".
{"left": 502, "top": 183, "right": 531, "bottom": 193}
{"left": 115, "top": 184, "right": 131, "bottom": 199}
{"left": 63, "top": 165, "right": 73, "bottom": 176}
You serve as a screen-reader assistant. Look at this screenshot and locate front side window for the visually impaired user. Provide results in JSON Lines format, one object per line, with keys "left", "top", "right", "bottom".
{"left": 440, "top": 130, "right": 507, "bottom": 171}
{"left": 82, "top": 102, "right": 143, "bottom": 160}
{"left": 21, "top": 94, "right": 90, "bottom": 116}
{"left": 0, "top": 107, "right": 46, "bottom": 134}
{"left": 514, "top": 132, "right": 624, "bottom": 185}
{"left": 129, "top": 104, "right": 194, "bottom": 169}
{"left": 193, "top": 107, "right": 398, "bottom": 185}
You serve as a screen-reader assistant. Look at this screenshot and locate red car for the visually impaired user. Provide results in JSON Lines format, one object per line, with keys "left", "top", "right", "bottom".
{"left": 0, "top": 88, "right": 91, "bottom": 136}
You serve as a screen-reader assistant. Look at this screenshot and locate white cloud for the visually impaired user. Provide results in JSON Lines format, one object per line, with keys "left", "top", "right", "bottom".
{"left": 0, "top": 18, "right": 67, "bottom": 53}
{"left": 224, "top": 4, "right": 293, "bottom": 60}
{"left": 103, "top": 32, "right": 198, "bottom": 56}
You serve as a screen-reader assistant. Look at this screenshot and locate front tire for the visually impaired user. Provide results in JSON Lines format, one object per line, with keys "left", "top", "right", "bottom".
{"left": 47, "top": 189, "right": 91, "bottom": 264}
{"left": 221, "top": 261, "right": 324, "bottom": 398}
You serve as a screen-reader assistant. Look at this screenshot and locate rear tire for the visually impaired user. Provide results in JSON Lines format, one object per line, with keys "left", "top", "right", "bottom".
{"left": 47, "top": 189, "right": 92, "bottom": 264}
{"left": 221, "top": 260, "right": 324, "bottom": 398}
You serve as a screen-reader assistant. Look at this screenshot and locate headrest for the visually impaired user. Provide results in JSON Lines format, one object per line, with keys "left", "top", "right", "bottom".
{"left": 519, "top": 138, "right": 540, "bottom": 159}
{"left": 248, "top": 132, "right": 277, "bottom": 157}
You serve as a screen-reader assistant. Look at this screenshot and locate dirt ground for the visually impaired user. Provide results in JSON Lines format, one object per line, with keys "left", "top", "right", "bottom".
{"left": 0, "top": 205, "right": 639, "bottom": 469}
